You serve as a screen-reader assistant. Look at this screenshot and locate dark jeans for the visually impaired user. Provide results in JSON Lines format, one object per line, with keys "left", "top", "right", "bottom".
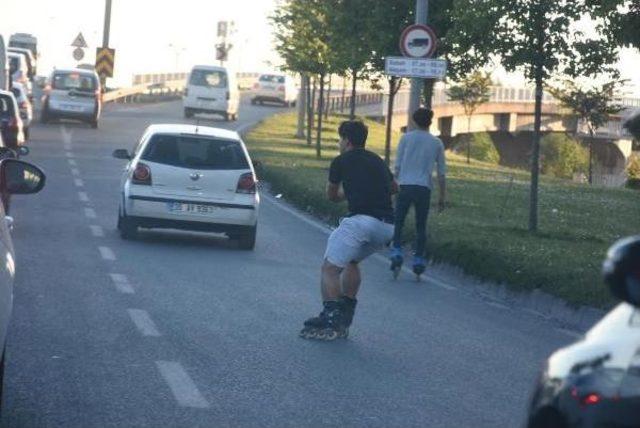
{"left": 392, "top": 185, "right": 431, "bottom": 258}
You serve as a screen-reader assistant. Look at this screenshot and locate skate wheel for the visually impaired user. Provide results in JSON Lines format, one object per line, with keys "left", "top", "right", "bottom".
{"left": 323, "top": 330, "right": 338, "bottom": 341}
{"left": 339, "top": 328, "right": 349, "bottom": 339}
{"left": 392, "top": 267, "right": 401, "bottom": 280}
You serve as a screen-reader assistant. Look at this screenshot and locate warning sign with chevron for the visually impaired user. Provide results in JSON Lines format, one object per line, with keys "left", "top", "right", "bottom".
{"left": 95, "top": 47, "right": 116, "bottom": 79}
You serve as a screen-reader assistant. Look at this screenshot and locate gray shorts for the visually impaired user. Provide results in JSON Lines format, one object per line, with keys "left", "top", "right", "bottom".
{"left": 324, "top": 215, "right": 394, "bottom": 268}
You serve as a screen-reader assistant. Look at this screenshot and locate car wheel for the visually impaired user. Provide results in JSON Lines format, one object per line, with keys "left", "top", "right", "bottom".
{"left": 118, "top": 211, "right": 138, "bottom": 240}
{"left": 90, "top": 120, "right": 99, "bottom": 129}
{"left": 224, "top": 112, "right": 230, "bottom": 122}
{"left": 291, "top": 100, "right": 297, "bottom": 108}
{"left": 184, "top": 108, "right": 194, "bottom": 118}
{"left": 236, "top": 224, "right": 257, "bottom": 250}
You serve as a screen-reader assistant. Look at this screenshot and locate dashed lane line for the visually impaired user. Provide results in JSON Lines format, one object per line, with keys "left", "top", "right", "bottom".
{"left": 71, "top": 168, "right": 80, "bottom": 176}
{"left": 109, "top": 273, "right": 135, "bottom": 294}
{"left": 90, "top": 225, "right": 104, "bottom": 237}
{"left": 74, "top": 178, "right": 84, "bottom": 187}
{"left": 155, "top": 361, "right": 210, "bottom": 409}
{"left": 84, "top": 208, "right": 96, "bottom": 219}
{"left": 78, "top": 191, "right": 89, "bottom": 202}
{"left": 67, "top": 159, "right": 77, "bottom": 166}
{"left": 127, "top": 309, "right": 161, "bottom": 337}
{"left": 98, "top": 246, "right": 116, "bottom": 261}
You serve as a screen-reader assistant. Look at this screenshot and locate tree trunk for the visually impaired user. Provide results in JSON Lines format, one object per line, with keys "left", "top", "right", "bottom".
{"left": 340, "top": 76, "right": 347, "bottom": 113}
{"left": 349, "top": 68, "right": 357, "bottom": 120}
{"left": 588, "top": 128, "right": 594, "bottom": 185}
{"left": 307, "top": 77, "right": 317, "bottom": 146}
{"left": 529, "top": 68, "right": 543, "bottom": 233}
{"left": 423, "top": 78, "right": 435, "bottom": 110}
{"left": 324, "top": 75, "right": 332, "bottom": 119}
{"left": 467, "top": 115, "right": 472, "bottom": 164}
{"left": 384, "top": 77, "right": 397, "bottom": 166}
{"left": 316, "top": 73, "right": 326, "bottom": 159}
{"left": 295, "top": 74, "right": 307, "bottom": 139}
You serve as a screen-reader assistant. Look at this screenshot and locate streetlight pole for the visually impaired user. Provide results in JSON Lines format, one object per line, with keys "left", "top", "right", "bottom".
{"left": 101, "top": 0, "right": 113, "bottom": 88}
{"left": 407, "top": 0, "right": 428, "bottom": 130}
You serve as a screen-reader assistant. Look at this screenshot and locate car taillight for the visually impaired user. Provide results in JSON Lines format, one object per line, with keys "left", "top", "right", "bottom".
{"left": 277, "top": 85, "right": 285, "bottom": 92}
{"left": 132, "top": 163, "right": 152, "bottom": 185}
{"left": 236, "top": 172, "right": 256, "bottom": 194}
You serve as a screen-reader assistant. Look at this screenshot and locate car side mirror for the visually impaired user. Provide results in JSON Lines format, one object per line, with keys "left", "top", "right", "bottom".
{"left": 18, "top": 146, "right": 29, "bottom": 157}
{"left": 113, "top": 149, "right": 131, "bottom": 160}
{"left": 603, "top": 236, "right": 640, "bottom": 307}
{"left": 1, "top": 159, "right": 46, "bottom": 195}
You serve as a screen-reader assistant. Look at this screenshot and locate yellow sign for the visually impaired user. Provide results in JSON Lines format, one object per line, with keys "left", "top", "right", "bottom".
{"left": 95, "top": 47, "right": 115, "bottom": 79}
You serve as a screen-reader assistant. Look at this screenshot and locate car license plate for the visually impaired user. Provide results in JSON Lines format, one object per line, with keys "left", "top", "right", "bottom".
{"left": 167, "top": 202, "right": 217, "bottom": 215}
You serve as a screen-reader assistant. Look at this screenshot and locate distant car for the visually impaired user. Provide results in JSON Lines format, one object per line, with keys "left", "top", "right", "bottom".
{"left": 0, "top": 157, "right": 46, "bottom": 409}
{"left": 7, "top": 47, "right": 36, "bottom": 80}
{"left": 251, "top": 74, "right": 298, "bottom": 107}
{"left": 10, "top": 83, "right": 32, "bottom": 140}
{"left": 526, "top": 236, "right": 640, "bottom": 428}
{"left": 0, "top": 90, "right": 25, "bottom": 149}
{"left": 41, "top": 68, "right": 101, "bottom": 128}
{"left": 7, "top": 53, "right": 31, "bottom": 100}
{"left": 113, "top": 124, "right": 259, "bottom": 249}
{"left": 183, "top": 65, "right": 239, "bottom": 121}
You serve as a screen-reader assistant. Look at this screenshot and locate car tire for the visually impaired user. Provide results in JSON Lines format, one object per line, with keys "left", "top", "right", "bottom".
{"left": 224, "top": 112, "right": 230, "bottom": 122}
{"left": 118, "top": 211, "right": 138, "bottom": 240}
{"left": 236, "top": 224, "right": 257, "bottom": 251}
{"left": 90, "top": 120, "right": 99, "bottom": 129}
{"left": 184, "top": 108, "right": 194, "bottom": 118}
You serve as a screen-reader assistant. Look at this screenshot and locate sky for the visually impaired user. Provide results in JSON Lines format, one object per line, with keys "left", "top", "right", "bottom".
{"left": 2, "top": 0, "right": 640, "bottom": 95}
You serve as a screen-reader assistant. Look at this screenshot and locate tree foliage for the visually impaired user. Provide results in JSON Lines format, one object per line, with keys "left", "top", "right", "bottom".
{"left": 447, "top": 72, "right": 492, "bottom": 117}
{"left": 454, "top": 133, "right": 501, "bottom": 164}
{"left": 541, "top": 133, "right": 589, "bottom": 179}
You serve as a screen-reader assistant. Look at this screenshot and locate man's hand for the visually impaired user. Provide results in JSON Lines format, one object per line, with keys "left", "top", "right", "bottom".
{"left": 326, "top": 182, "right": 344, "bottom": 203}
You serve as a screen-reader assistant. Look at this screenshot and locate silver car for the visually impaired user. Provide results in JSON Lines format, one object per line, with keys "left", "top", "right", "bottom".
{"left": 41, "top": 68, "right": 101, "bottom": 128}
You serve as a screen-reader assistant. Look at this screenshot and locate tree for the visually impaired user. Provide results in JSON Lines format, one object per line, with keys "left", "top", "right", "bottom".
{"left": 328, "top": 0, "right": 374, "bottom": 119}
{"left": 549, "top": 80, "right": 624, "bottom": 184}
{"left": 446, "top": 72, "right": 492, "bottom": 163}
{"left": 624, "top": 113, "right": 640, "bottom": 140}
{"left": 367, "top": 0, "right": 414, "bottom": 165}
{"left": 589, "top": 0, "right": 640, "bottom": 51}
{"left": 449, "top": 0, "right": 620, "bottom": 232}
{"left": 272, "top": 0, "right": 334, "bottom": 158}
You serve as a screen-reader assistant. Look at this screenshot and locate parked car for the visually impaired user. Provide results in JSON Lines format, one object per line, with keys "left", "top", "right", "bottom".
{"left": 0, "top": 157, "right": 46, "bottom": 409}
{"left": 7, "top": 47, "right": 36, "bottom": 80}
{"left": 7, "top": 53, "right": 31, "bottom": 100}
{"left": 0, "top": 90, "right": 24, "bottom": 149}
{"left": 113, "top": 124, "right": 259, "bottom": 249}
{"left": 183, "top": 65, "right": 239, "bottom": 121}
{"left": 10, "top": 83, "right": 31, "bottom": 140}
{"left": 251, "top": 74, "right": 298, "bottom": 107}
{"left": 41, "top": 68, "right": 101, "bottom": 128}
{"left": 526, "top": 235, "right": 640, "bottom": 428}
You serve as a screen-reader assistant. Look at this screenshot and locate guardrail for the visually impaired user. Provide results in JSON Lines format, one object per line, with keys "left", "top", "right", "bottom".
{"left": 102, "top": 79, "right": 185, "bottom": 104}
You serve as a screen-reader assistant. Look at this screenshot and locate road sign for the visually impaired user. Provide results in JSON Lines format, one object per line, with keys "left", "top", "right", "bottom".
{"left": 399, "top": 24, "right": 437, "bottom": 58}
{"left": 71, "top": 32, "right": 88, "bottom": 48}
{"left": 73, "top": 47, "right": 85, "bottom": 61}
{"left": 217, "top": 21, "right": 228, "bottom": 38}
{"left": 385, "top": 57, "right": 447, "bottom": 79}
{"left": 95, "top": 47, "right": 115, "bottom": 79}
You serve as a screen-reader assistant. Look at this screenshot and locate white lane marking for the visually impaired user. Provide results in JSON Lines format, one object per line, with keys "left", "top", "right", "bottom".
{"left": 98, "top": 246, "right": 116, "bottom": 261}
{"left": 264, "top": 193, "right": 459, "bottom": 292}
{"left": 84, "top": 208, "right": 97, "bottom": 219}
{"left": 109, "top": 273, "right": 134, "bottom": 294}
{"left": 60, "top": 125, "right": 72, "bottom": 144}
{"left": 67, "top": 159, "right": 77, "bottom": 166}
{"left": 65, "top": 152, "right": 74, "bottom": 158}
{"left": 127, "top": 309, "right": 161, "bottom": 337}
{"left": 155, "top": 361, "right": 210, "bottom": 409}
{"left": 78, "top": 191, "right": 89, "bottom": 202}
{"left": 74, "top": 178, "right": 84, "bottom": 187}
{"left": 90, "top": 225, "right": 104, "bottom": 237}
{"left": 71, "top": 168, "right": 80, "bottom": 176}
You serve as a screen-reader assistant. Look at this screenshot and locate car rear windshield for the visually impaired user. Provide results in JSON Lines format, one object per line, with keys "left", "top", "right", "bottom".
{"left": 259, "top": 75, "right": 285, "bottom": 84}
{"left": 0, "top": 96, "right": 16, "bottom": 116}
{"left": 9, "top": 56, "right": 19, "bottom": 74}
{"left": 189, "top": 70, "right": 227, "bottom": 88}
{"left": 141, "top": 134, "right": 249, "bottom": 170}
{"left": 53, "top": 72, "right": 97, "bottom": 91}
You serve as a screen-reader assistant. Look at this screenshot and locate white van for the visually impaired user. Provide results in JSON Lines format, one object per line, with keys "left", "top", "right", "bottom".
{"left": 0, "top": 35, "right": 8, "bottom": 91}
{"left": 183, "top": 65, "right": 239, "bottom": 121}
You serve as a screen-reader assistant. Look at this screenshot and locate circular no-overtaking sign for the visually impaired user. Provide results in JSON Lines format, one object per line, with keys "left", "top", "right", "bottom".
{"left": 400, "top": 24, "right": 437, "bottom": 58}
{"left": 73, "top": 47, "right": 85, "bottom": 61}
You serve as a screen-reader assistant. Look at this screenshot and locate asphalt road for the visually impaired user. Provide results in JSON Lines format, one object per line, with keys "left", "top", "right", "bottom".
{"left": 0, "top": 97, "right": 577, "bottom": 427}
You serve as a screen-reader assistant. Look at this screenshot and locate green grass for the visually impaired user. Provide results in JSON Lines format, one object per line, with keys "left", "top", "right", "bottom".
{"left": 245, "top": 112, "right": 640, "bottom": 308}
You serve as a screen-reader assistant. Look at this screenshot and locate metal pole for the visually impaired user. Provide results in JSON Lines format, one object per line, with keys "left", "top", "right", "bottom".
{"left": 407, "top": 0, "right": 428, "bottom": 130}
{"left": 102, "top": 0, "right": 112, "bottom": 47}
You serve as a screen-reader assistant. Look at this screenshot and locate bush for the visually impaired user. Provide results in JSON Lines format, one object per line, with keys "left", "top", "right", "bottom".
{"left": 627, "top": 153, "right": 640, "bottom": 189}
{"left": 540, "top": 133, "right": 588, "bottom": 179}
{"left": 454, "top": 132, "right": 500, "bottom": 164}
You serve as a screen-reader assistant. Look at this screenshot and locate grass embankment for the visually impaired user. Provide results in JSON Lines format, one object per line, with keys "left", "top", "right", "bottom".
{"left": 245, "top": 112, "right": 640, "bottom": 308}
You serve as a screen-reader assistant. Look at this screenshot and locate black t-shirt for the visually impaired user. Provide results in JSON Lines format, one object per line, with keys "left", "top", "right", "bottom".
{"left": 329, "top": 148, "right": 394, "bottom": 221}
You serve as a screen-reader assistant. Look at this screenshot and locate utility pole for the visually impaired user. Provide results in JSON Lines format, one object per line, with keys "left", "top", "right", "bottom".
{"left": 101, "top": 0, "right": 113, "bottom": 88}
{"left": 407, "top": 0, "right": 428, "bottom": 130}
{"left": 295, "top": 74, "right": 307, "bottom": 139}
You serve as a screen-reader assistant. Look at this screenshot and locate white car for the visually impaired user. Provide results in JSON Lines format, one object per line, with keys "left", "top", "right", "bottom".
{"left": 41, "top": 68, "right": 101, "bottom": 128}
{"left": 113, "top": 124, "right": 259, "bottom": 250}
{"left": 251, "top": 74, "right": 298, "bottom": 107}
{"left": 183, "top": 65, "right": 239, "bottom": 121}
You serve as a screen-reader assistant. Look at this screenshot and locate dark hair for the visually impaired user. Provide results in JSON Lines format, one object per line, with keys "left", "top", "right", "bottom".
{"left": 412, "top": 108, "right": 434, "bottom": 129}
{"left": 338, "top": 120, "right": 368, "bottom": 148}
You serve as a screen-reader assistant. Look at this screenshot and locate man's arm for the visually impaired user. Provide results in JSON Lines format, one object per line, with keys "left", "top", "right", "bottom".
{"left": 436, "top": 141, "right": 447, "bottom": 212}
{"left": 326, "top": 182, "right": 345, "bottom": 203}
{"left": 394, "top": 136, "right": 406, "bottom": 178}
